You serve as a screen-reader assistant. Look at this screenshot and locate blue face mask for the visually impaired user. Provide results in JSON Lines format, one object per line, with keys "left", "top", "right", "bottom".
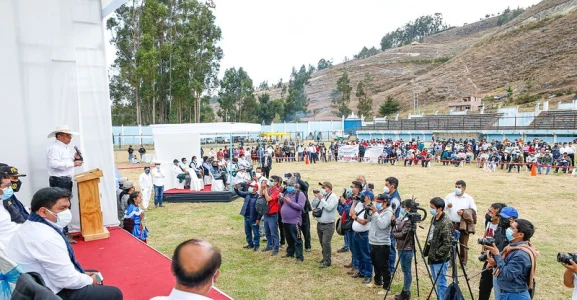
{"left": 268, "top": 181, "right": 275, "bottom": 187}
{"left": 248, "top": 187, "right": 254, "bottom": 193}
{"left": 1, "top": 187, "right": 14, "bottom": 200}
{"left": 430, "top": 208, "right": 438, "bottom": 216}
{"left": 321, "top": 189, "right": 327, "bottom": 196}
{"left": 505, "top": 228, "right": 515, "bottom": 241}
{"left": 455, "top": 188, "right": 462, "bottom": 195}
{"left": 347, "top": 188, "right": 352, "bottom": 194}
{"left": 376, "top": 203, "right": 383, "bottom": 211}
{"left": 400, "top": 209, "right": 407, "bottom": 218}
{"left": 286, "top": 186, "right": 295, "bottom": 193}
{"left": 145, "top": 169, "right": 150, "bottom": 174}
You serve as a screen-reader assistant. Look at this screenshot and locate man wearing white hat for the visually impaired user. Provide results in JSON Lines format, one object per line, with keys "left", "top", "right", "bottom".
{"left": 46, "top": 125, "right": 83, "bottom": 243}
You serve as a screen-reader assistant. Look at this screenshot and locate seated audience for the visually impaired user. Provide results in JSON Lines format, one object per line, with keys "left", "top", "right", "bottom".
{"left": 6, "top": 187, "right": 122, "bottom": 299}
{"left": 152, "top": 239, "right": 221, "bottom": 300}
{"left": 0, "top": 165, "right": 29, "bottom": 224}
{"left": 172, "top": 159, "right": 191, "bottom": 189}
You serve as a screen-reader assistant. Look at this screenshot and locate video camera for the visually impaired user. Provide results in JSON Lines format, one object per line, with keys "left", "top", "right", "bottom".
{"left": 557, "top": 252, "right": 577, "bottom": 264}
{"left": 405, "top": 201, "right": 427, "bottom": 223}
{"left": 476, "top": 237, "right": 496, "bottom": 261}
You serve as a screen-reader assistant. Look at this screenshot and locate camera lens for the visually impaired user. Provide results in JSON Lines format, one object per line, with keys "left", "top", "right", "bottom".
{"left": 478, "top": 253, "right": 487, "bottom": 262}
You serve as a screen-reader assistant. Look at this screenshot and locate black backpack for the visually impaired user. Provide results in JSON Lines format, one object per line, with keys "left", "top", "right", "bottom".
{"left": 255, "top": 196, "right": 269, "bottom": 215}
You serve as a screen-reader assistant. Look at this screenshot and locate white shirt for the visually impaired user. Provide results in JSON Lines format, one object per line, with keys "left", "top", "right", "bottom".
{"left": 139, "top": 172, "right": 153, "bottom": 190}
{"left": 567, "top": 145, "right": 576, "bottom": 155}
{"left": 6, "top": 221, "right": 93, "bottom": 293}
{"left": 152, "top": 167, "right": 165, "bottom": 186}
{"left": 173, "top": 165, "right": 185, "bottom": 176}
{"left": 238, "top": 158, "right": 251, "bottom": 169}
{"left": 444, "top": 192, "right": 477, "bottom": 223}
{"left": 0, "top": 206, "right": 20, "bottom": 248}
{"left": 151, "top": 288, "right": 212, "bottom": 300}
{"left": 233, "top": 171, "right": 251, "bottom": 185}
{"left": 46, "top": 140, "right": 75, "bottom": 178}
{"left": 572, "top": 275, "right": 577, "bottom": 300}
{"left": 352, "top": 202, "right": 371, "bottom": 232}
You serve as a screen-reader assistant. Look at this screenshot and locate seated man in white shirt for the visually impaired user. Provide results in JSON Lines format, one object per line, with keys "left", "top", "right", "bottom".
{"left": 6, "top": 187, "right": 122, "bottom": 299}
{"left": 172, "top": 159, "right": 191, "bottom": 189}
{"left": 237, "top": 154, "right": 252, "bottom": 172}
{"left": 152, "top": 239, "right": 221, "bottom": 300}
{"left": 0, "top": 172, "right": 21, "bottom": 248}
{"left": 233, "top": 168, "right": 251, "bottom": 191}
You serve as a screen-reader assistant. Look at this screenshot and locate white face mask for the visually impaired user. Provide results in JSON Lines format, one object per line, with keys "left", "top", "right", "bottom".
{"left": 47, "top": 208, "right": 73, "bottom": 229}
{"left": 256, "top": 173, "right": 262, "bottom": 179}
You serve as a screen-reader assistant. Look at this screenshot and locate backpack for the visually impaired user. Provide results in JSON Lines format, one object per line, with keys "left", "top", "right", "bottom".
{"left": 255, "top": 196, "right": 269, "bottom": 215}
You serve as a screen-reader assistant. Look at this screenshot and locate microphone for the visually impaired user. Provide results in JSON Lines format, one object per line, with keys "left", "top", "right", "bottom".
{"left": 74, "top": 146, "right": 84, "bottom": 162}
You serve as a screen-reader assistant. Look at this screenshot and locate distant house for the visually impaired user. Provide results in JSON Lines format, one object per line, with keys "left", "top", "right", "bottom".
{"left": 448, "top": 96, "right": 483, "bottom": 112}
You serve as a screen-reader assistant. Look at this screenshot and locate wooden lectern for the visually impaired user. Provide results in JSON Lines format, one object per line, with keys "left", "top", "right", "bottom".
{"left": 74, "top": 168, "right": 110, "bottom": 241}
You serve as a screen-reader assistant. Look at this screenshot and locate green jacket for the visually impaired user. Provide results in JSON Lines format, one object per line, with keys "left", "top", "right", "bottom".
{"left": 539, "top": 155, "right": 553, "bottom": 164}
{"left": 427, "top": 212, "right": 453, "bottom": 264}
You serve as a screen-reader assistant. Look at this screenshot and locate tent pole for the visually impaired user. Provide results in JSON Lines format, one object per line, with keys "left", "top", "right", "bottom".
{"left": 229, "top": 132, "right": 233, "bottom": 192}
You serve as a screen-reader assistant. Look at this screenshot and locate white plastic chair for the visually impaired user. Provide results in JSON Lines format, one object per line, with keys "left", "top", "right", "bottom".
{"left": 210, "top": 173, "right": 225, "bottom": 192}
{"left": 203, "top": 174, "right": 212, "bottom": 185}
{"left": 175, "top": 176, "right": 186, "bottom": 190}
{"left": 189, "top": 171, "right": 204, "bottom": 191}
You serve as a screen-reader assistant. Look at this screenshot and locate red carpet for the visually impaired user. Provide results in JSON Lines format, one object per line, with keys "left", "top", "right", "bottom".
{"left": 164, "top": 185, "right": 213, "bottom": 193}
{"left": 72, "top": 227, "right": 232, "bottom": 300}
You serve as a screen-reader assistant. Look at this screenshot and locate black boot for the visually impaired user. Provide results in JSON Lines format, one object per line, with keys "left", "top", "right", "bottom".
{"left": 394, "top": 290, "right": 411, "bottom": 300}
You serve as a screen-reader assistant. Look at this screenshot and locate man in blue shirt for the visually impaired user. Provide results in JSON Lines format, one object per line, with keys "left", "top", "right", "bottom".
{"left": 486, "top": 219, "right": 538, "bottom": 300}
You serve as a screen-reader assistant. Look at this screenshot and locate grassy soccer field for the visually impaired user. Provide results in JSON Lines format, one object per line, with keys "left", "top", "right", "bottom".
{"left": 117, "top": 152, "right": 576, "bottom": 299}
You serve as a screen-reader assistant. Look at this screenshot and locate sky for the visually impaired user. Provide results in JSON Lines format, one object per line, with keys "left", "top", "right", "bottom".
{"left": 105, "top": 0, "right": 542, "bottom": 86}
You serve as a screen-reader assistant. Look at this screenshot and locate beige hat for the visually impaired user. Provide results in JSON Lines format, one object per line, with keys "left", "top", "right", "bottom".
{"left": 122, "top": 181, "right": 134, "bottom": 190}
{"left": 47, "top": 125, "right": 79, "bottom": 138}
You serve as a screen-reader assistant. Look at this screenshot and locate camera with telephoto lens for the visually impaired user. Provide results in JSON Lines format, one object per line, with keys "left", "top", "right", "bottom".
{"left": 557, "top": 252, "right": 577, "bottom": 264}
{"left": 477, "top": 237, "right": 495, "bottom": 246}
{"left": 478, "top": 253, "right": 488, "bottom": 262}
{"left": 313, "top": 189, "right": 320, "bottom": 194}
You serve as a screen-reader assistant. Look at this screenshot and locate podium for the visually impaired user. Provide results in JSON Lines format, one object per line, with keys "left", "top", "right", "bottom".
{"left": 74, "top": 168, "right": 110, "bottom": 241}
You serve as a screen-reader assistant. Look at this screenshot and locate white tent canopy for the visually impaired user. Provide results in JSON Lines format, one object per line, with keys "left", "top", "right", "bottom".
{"left": 151, "top": 123, "right": 261, "bottom": 190}
{"left": 1, "top": 0, "right": 119, "bottom": 230}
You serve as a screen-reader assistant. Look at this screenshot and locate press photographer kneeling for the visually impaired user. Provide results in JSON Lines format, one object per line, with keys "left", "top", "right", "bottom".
{"left": 485, "top": 219, "right": 539, "bottom": 300}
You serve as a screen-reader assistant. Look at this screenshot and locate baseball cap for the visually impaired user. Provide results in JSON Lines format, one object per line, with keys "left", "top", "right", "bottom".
{"left": 123, "top": 181, "right": 134, "bottom": 190}
{"left": 0, "top": 166, "right": 27, "bottom": 177}
{"left": 318, "top": 181, "right": 333, "bottom": 190}
{"left": 499, "top": 207, "right": 519, "bottom": 219}
{"left": 360, "top": 191, "right": 374, "bottom": 200}
{"left": 173, "top": 159, "right": 179, "bottom": 163}
{"left": 376, "top": 193, "right": 390, "bottom": 202}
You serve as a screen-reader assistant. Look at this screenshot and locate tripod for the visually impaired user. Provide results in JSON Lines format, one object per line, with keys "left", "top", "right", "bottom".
{"left": 428, "top": 230, "right": 475, "bottom": 300}
{"left": 384, "top": 221, "right": 439, "bottom": 299}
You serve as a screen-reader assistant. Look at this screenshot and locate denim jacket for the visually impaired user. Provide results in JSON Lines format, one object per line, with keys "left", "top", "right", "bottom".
{"left": 237, "top": 190, "right": 262, "bottom": 223}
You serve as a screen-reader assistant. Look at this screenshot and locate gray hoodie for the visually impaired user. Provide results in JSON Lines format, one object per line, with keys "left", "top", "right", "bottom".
{"left": 368, "top": 206, "right": 393, "bottom": 245}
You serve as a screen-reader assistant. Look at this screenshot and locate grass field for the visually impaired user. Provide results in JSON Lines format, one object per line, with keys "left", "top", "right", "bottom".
{"left": 116, "top": 151, "right": 577, "bottom": 299}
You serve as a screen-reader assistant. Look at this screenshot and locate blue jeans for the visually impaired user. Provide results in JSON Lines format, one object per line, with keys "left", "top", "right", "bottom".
{"left": 243, "top": 217, "right": 260, "bottom": 248}
{"left": 399, "top": 250, "right": 413, "bottom": 291}
{"left": 153, "top": 185, "right": 164, "bottom": 206}
{"left": 493, "top": 277, "right": 501, "bottom": 299}
{"left": 499, "top": 291, "right": 531, "bottom": 300}
{"left": 264, "top": 214, "right": 279, "bottom": 251}
{"left": 537, "top": 165, "right": 550, "bottom": 174}
{"left": 429, "top": 262, "right": 448, "bottom": 300}
{"left": 389, "top": 236, "right": 397, "bottom": 273}
{"left": 343, "top": 232, "right": 350, "bottom": 250}
{"left": 346, "top": 230, "right": 358, "bottom": 269}
{"left": 353, "top": 231, "right": 372, "bottom": 277}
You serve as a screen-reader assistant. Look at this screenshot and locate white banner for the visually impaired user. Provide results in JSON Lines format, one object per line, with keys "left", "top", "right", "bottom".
{"left": 337, "top": 145, "right": 359, "bottom": 162}
{"left": 362, "top": 145, "right": 384, "bottom": 163}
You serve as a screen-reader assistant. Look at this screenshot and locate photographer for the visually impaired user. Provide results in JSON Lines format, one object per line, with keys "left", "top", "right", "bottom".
{"left": 426, "top": 197, "right": 453, "bottom": 300}
{"left": 350, "top": 191, "right": 374, "bottom": 284}
{"left": 293, "top": 173, "right": 312, "bottom": 252}
{"left": 367, "top": 193, "right": 394, "bottom": 295}
{"left": 478, "top": 203, "right": 508, "bottom": 300}
{"left": 312, "top": 182, "right": 338, "bottom": 268}
{"left": 344, "top": 181, "right": 363, "bottom": 274}
{"left": 563, "top": 257, "right": 577, "bottom": 299}
{"left": 391, "top": 199, "right": 417, "bottom": 300}
{"left": 385, "top": 177, "right": 401, "bottom": 273}
{"left": 485, "top": 219, "right": 538, "bottom": 300}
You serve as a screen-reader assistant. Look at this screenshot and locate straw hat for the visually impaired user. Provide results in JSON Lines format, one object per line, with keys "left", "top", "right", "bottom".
{"left": 47, "top": 125, "right": 79, "bottom": 138}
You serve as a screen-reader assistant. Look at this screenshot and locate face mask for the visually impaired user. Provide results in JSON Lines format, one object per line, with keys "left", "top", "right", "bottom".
{"left": 248, "top": 187, "right": 254, "bottom": 193}
{"left": 268, "top": 181, "right": 275, "bottom": 187}
{"left": 321, "top": 189, "right": 327, "bottom": 196}
{"left": 286, "top": 186, "right": 295, "bottom": 193}
{"left": 455, "top": 188, "right": 462, "bottom": 195}
{"left": 11, "top": 180, "right": 22, "bottom": 192}
{"left": 1, "top": 186, "right": 14, "bottom": 200}
{"left": 47, "top": 208, "right": 73, "bottom": 229}
{"left": 383, "top": 187, "right": 390, "bottom": 194}
{"left": 485, "top": 213, "right": 493, "bottom": 223}
{"left": 156, "top": 165, "right": 160, "bottom": 169}
{"left": 376, "top": 203, "right": 383, "bottom": 211}
{"left": 145, "top": 170, "right": 150, "bottom": 174}
{"left": 430, "top": 208, "right": 438, "bottom": 216}
{"left": 499, "top": 217, "right": 510, "bottom": 228}
{"left": 505, "top": 228, "right": 515, "bottom": 241}
{"left": 400, "top": 210, "right": 407, "bottom": 218}
{"left": 256, "top": 173, "right": 262, "bottom": 179}
{"left": 347, "top": 188, "right": 352, "bottom": 194}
